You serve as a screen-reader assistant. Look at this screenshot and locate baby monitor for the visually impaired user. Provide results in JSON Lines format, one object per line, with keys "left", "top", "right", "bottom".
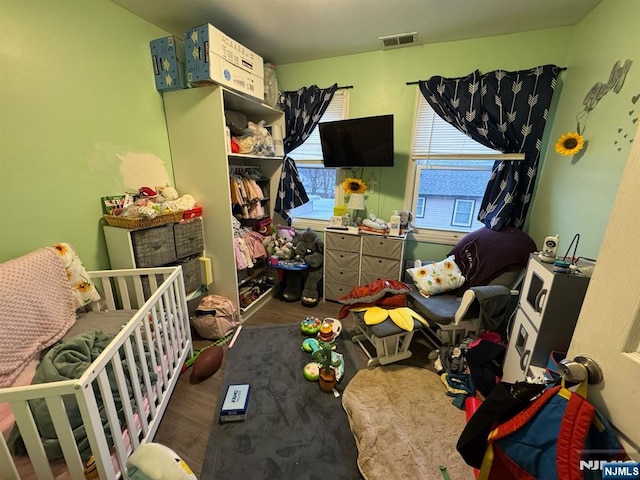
{"left": 539, "top": 234, "right": 558, "bottom": 263}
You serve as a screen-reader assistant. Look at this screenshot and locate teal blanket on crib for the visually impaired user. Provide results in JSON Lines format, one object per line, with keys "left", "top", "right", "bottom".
{"left": 9, "top": 329, "right": 157, "bottom": 462}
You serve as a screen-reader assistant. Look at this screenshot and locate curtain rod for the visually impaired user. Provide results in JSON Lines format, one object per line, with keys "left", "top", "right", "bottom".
{"left": 337, "top": 85, "right": 353, "bottom": 90}
{"left": 405, "top": 67, "right": 567, "bottom": 85}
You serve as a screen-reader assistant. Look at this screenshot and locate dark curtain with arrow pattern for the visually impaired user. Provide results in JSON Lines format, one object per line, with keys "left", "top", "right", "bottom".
{"left": 275, "top": 83, "right": 338, "bottom": 224}
{"left": 419, "top": 65, "right": 562, "bottom": 230}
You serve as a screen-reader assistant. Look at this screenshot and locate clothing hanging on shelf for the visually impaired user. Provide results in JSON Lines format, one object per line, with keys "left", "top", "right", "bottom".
{"left": 232, "top": 218, "right": 268, "bottom": 271}
{"left": 243, "top": 231, "right": 267, "bottom": 260}
{"left": 229, "top": 170, "right": 266, "bottom": 219}
{"left": 236, "top": 236, "right": 254, "bottom": 269}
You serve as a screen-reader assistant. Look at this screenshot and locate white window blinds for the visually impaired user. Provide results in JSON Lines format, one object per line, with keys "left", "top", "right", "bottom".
{"left": 411, "top": 94, "right": 523, "bottom": 159}
{"left": 288, "top": 89, "right": 349, "bottom": 162}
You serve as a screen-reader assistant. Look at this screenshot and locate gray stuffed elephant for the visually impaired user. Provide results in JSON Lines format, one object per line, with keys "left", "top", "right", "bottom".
{"left": 292, "top": 227, "right": 324, "bottom": 307}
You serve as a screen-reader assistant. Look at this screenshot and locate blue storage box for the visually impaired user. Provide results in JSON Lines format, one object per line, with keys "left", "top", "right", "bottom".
{"left": 150, "top": 36, "right": 187, "bottom": 91}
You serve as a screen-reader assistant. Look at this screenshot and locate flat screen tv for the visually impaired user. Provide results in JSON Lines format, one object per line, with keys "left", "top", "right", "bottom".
{"left": 318, "top": 114, "right": 394, "bottom": 167}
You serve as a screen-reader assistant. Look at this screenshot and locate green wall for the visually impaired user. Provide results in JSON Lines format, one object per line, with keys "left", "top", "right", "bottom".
{"left": 529, "top": 0, "right": 639, "bottom": 259}
{"left": 1, "top": 0, "right": 637, "bottom": 269}
{"left": 278, "top": 0, "right": 639, "bottom": 262}
{"left": 0, "top": 0, "right": 172, "bottom": 269}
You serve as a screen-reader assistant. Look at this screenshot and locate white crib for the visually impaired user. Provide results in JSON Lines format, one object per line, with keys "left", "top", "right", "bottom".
{"left": 0, "top": 266, "right": 193, "bottom": 480}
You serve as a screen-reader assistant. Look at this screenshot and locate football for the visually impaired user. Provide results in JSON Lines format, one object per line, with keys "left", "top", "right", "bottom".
{"left": 192, "top": 345, "right": 224, "bottom": 379}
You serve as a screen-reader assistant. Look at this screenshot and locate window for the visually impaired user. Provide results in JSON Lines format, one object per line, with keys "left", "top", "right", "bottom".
{"left": 288, "top": 89, "right": 349, "bottom": 228}
{"left": 452, "top": 199, "right": 475, "bottom": 227}
{"left": 415, "top": 197, "right": 426, "bottom": 218}
{"left": 406, "top": 93, "right": 524, "bottom": 243}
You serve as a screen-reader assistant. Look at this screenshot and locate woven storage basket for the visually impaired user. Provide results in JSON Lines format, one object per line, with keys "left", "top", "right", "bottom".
{"left": 102, "top": 211, "right": 184, "bottom": 230}
{"left": 131, "top": 225, "right": 176, "bottom": 267}
{"left": 174, "top": 219, "right": 204, "bottom": 258}
{"left": 179, "top": 256, "right": 202, "bottom": 294}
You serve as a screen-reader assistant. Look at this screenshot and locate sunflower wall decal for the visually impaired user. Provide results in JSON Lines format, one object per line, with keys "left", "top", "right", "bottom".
{"left": 342, "top": 177, "right": 367, "bottom": 195}
{"left": 555, "top": 132, "right": 585, "bottom": 156}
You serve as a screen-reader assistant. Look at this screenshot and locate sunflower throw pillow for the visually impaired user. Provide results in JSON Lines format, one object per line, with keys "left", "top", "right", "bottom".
{"left": 406, "top": 255, "right": 465, "bottom": 298}
{"left": 50, "top": 243, "right": 101, "bottom": 308}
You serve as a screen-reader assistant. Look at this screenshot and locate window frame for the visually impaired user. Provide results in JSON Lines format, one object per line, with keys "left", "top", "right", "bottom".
{"left": 289, "top": 89, "right": 350, "bottom": 231}
{"left": 451, "top": 199, "right": 475, "bottom": 228}
{"left": 404, "top": 91, "right": 524, "bottom": 245}
{"left": 415, "top": 196, "right": 426, "bottom": 218}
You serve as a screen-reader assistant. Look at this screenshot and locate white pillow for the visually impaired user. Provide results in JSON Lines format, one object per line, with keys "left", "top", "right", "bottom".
{"left": 406, "top": 255, "right": 465, "bottom": 298}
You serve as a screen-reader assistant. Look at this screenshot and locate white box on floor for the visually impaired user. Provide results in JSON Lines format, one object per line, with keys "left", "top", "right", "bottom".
{"left": 149, "top": 36, "right": 187, "bottom": 91}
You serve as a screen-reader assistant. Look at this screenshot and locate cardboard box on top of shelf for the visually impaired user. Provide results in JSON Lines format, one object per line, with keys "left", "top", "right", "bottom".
{"left": 184, "top": 23, "right": 265, "bottom": 100}
{"left": 150, "top": 36, "right": 187, "bottom": 91}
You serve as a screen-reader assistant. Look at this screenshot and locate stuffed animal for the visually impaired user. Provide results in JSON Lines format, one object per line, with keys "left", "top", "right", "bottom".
{"left": 399, "top": 210, "right": 413, "bottom": 232}
{"left": 292, "top": 227, "right": 325, "bottom": 307}
{"left": 264, "top": 226, "right": 296, "bottom": 259}
{"left": 362, "top": 211, "right": 388, "bottom": 231}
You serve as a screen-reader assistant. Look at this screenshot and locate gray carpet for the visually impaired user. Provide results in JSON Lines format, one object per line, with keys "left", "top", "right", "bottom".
{"left": 201, "top": 324, "right": 365, "bottom": 480}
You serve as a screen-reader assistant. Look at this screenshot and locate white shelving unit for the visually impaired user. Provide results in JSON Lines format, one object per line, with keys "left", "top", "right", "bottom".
{"left": 163, "top": 85, "right": 285, "bottom": 320}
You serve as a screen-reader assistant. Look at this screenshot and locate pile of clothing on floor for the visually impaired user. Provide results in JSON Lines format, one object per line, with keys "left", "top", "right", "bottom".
{"left": 435, "top": 332, "right": 506, "bottom": 409}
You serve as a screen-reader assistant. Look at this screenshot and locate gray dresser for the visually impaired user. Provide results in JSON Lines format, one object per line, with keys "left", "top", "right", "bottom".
{"left": 104, "top": 218, "right": 205, "bottom": 294}
{"left": 323, "top": 229, "right": 406, "bottom": 302}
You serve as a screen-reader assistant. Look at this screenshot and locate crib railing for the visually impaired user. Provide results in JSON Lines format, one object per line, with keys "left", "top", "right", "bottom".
{"left": 0, "top": 267, "right": 193, "bottom": 480}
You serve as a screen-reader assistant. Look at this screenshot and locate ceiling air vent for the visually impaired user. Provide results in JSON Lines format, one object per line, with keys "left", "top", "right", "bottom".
{"left": 379, "top": 32, "right": 417, "bottom": 48}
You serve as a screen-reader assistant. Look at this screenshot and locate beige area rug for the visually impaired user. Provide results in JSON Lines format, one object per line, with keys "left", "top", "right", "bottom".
{"left": 342, "top": 365, "right": 475, "bottom": 480}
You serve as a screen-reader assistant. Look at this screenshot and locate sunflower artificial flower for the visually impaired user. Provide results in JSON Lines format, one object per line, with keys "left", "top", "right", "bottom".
{"left": 351, "top": 306, "right": 429, "bottom": 332}
{"left": 555, "top": 132, "right": 585, "bottom": 156}
{"left": 342, "top": 177, "right": 367, "bottom": 195}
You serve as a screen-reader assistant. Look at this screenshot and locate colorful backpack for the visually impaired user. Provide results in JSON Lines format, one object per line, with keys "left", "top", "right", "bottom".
{"left": 477, "top": 384, "right": 627, "bottom": 480}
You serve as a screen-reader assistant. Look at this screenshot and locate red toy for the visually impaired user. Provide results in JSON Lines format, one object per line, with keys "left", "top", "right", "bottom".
{"left": 192, "top": 345, "right": 224, "bottom": 378}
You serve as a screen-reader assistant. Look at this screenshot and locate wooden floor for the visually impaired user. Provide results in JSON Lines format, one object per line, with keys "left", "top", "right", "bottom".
{"left": 154, "top": 294, "right": 438, "bottom": 477}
